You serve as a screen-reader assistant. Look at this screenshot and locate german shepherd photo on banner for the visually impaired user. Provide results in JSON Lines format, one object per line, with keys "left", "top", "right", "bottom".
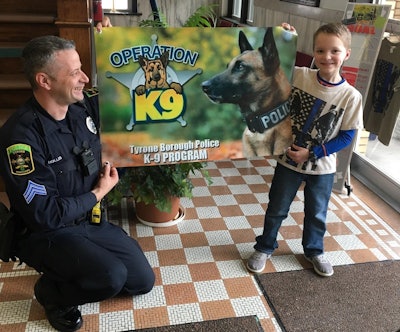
{"left": 201, "top": 27, "right": 295, "bottom": 157}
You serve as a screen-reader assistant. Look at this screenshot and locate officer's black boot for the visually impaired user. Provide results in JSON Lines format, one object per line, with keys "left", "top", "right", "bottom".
{"left": 34, "top": 276, "right": 83, "bottom": 332}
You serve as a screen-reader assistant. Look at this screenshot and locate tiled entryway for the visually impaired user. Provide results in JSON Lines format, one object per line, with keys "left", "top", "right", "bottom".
{"left": 1, "top": 158, "right": 399, "bottom": 331}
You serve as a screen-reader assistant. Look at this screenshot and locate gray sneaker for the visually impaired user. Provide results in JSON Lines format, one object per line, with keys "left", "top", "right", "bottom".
{"left": 305, "top": 254, "right": 334, "bottom": 277}
{"left": 247, "top": 250, "right": 271, "bottom": 273}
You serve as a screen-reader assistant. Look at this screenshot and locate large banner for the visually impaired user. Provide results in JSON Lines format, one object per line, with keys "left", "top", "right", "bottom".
{"left": 334, "top": 3, "right": 391, "bottom": 193}
{"left": 95, "top": 27, "right": 297, "bottom": 167}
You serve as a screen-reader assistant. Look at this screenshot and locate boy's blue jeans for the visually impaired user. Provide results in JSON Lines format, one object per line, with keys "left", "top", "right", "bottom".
{"left": 254, "top": 163, "right": 334, "bottom": 257}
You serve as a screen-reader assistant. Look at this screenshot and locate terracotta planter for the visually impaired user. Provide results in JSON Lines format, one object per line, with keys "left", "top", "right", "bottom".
{"left": 134, "top": 196, "right": 185, "bottom": 227}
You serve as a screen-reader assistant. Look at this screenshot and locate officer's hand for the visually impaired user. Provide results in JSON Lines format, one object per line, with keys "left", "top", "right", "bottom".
{"left": 96, "top": 16, "right": 112, "bottom": 32}
{"left": 91, "top": 161, "right": 119, "bottom": 201}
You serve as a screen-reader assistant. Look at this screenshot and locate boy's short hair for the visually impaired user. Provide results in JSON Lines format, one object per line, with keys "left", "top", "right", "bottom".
{"left": 313, "top": 23, "right": 352, "bottom": 49}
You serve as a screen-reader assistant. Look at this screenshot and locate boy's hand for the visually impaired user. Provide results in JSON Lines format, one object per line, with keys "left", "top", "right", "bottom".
{"left": 286, "top": 144, "right": 309, "bottom": 164}
{"left": 282, "top": 22, "right": 297, "bottom": 34}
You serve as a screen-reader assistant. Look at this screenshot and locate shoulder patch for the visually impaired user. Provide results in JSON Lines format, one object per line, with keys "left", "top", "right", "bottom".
{"left": 84, "top": 87, "right": 99, "bottom": 98}
{"left": 7, "top": 143, "right": 35, "bottom": 176}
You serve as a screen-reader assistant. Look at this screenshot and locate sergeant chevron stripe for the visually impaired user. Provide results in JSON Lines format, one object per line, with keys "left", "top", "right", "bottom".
{"left": 23, "top": 180, "right": 47, "bottom": 204}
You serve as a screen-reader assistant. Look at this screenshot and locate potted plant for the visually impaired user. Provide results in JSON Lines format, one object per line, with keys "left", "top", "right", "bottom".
{"left": 139, "top": 4, "right": 218, "bottom": 28}
{"left": 107, "top": 162, "right": 212, "bottom": 226}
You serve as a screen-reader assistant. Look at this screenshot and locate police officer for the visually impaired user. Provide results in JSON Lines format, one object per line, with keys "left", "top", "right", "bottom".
{"left": 0, "top": 36, "right": 155, "bottom": 332}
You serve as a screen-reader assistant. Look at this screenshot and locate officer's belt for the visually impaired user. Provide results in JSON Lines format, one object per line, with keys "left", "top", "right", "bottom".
{"left": 65, "top": 199, "right": 104, "bottom": 227}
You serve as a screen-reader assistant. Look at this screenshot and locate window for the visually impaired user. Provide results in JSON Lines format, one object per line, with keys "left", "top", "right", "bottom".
{"left": 102, "top": 0, "right": 131, "bottom": 12}
{"left": 231, "top": 0, "right": 254, "bottom": 24}
{"left": 232, "top": 0, "right": 242, "bottom": 18}
{"left": 374, "top": 0, "right": 400, "bottom": 19}
{"left": 248, "top": 0, "right": 254, "bottom": 23}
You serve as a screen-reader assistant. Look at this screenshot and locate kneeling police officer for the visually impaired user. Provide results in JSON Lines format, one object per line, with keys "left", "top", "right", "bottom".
{"left": 0, "top": 35, "right": 155, "bottom": 332}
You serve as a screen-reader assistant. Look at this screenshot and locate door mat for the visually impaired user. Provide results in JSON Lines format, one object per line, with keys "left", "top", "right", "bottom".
{"left": 131, "top": 315, "right": 263, "bottom": 331}
{"left": 256, "top": 260, "right": 400, "bottom": 332}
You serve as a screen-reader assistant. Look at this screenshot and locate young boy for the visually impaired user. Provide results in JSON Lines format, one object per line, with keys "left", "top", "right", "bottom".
{"left": 247, "top": 23, "right": 363, "bottom": 277}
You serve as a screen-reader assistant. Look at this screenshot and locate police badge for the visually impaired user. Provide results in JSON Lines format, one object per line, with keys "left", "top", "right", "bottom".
{"left": 86, "top": 116, "right": 97, "bottom": 134}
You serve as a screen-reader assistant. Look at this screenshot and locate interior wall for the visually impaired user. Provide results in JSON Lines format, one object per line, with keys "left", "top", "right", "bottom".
{"left": 253, "top": 0, "right": 345, "bottom": 54}
{"left": 320, "top": 0, "right": 349, "bottom": 11}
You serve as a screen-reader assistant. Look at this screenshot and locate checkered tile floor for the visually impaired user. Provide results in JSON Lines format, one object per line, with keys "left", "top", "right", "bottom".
{"left": 1, "top": 158, "right": 399, "bottom": 331}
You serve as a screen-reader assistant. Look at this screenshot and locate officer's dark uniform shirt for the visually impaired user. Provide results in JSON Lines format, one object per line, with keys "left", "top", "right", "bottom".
{"left": 0, "top": 91, "right": 101, "bottom": 232}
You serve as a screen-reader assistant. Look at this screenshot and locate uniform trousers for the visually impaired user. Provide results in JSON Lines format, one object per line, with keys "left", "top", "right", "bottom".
{"left": 17, "top": 220, "right": 154, "bottom": 306}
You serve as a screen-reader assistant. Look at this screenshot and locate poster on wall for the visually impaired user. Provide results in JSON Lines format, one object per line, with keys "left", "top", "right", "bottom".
{"left": 334, "top": 3, "right": 391, "bottom": 193}
{"left": 94, "top": 26, "right": 297, "bottom": 167}
{"left": 341, "top": 3, "right": 391, "bottom": 99}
